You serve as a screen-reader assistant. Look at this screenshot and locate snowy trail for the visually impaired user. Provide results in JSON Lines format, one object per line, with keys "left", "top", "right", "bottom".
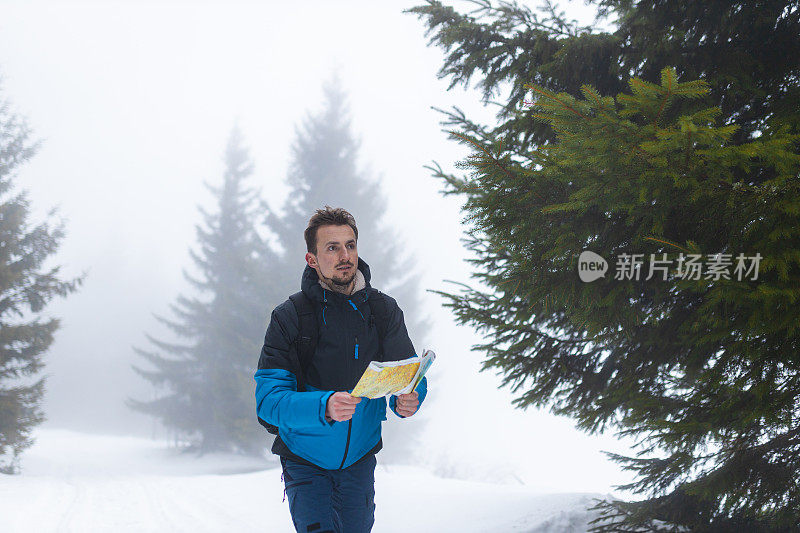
{"left": 2, "top": 473, "right": 285, "bottom": 532}
{"left": 0, "top": 430, "right": 607, "bottom": 532}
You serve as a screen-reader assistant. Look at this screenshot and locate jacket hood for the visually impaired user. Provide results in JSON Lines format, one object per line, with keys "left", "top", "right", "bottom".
{"left": 301, "top": 256, "right": 373, "bottom": 304}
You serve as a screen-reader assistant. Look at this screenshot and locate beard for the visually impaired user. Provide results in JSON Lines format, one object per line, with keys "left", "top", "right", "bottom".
{"left": 326, "top": 265, "right": 356, "bottom": 287}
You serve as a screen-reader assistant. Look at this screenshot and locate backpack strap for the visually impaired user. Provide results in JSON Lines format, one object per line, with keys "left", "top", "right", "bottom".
{"left": 288, "top": 291, "right": 318, "bottom": 392}
{"left": 260, "top": 291, "right": 318, "bottom": 436}
{"left": 367, "top": 288, "right": 390, "bottom": 362}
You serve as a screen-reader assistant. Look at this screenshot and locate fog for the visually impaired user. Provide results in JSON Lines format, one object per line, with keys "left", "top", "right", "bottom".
{"left": 0, "top": 0, "right": 636, "bottom": 495}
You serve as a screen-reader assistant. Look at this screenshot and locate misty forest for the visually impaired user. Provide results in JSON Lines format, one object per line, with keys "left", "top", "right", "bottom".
{"left": 0, "top": 1, "right": 798, "bottom": 532}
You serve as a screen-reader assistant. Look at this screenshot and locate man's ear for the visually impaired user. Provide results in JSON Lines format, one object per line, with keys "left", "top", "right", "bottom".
{"left": 305, "top": 252, "right": 317, "bottom": 268}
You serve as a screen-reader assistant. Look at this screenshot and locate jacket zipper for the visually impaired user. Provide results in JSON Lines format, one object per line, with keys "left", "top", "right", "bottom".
{"left": 339, "top": 418, "right": 352, "bottom": 469}
{"left": 342, "top": 298, "right": 361, "bottom": 468}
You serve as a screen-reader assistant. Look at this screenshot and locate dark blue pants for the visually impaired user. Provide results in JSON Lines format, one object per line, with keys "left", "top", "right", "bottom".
{"left": 280, "top": 453, "right": 376, "bottom": 533}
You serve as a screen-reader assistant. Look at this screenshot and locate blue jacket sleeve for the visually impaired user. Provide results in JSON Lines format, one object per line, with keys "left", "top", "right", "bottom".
{"left": 254, "top": 300, "right": 335, "bottom": 429}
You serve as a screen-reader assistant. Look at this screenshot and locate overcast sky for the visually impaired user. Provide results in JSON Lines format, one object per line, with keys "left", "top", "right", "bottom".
{"left": 0, "top": 0, "right": 638, "bottom": 494}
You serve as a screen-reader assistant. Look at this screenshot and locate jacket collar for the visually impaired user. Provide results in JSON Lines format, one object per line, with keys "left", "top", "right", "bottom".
{"left": 301, "top": 256, "right": 372, "bottom": 303}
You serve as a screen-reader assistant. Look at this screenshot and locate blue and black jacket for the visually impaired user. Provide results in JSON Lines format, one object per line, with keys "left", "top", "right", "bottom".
{"left": 254, "top": 256, "right": 428, "bottom": 470}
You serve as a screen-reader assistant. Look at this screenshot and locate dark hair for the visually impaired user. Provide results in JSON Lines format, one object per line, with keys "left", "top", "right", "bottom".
{"left": 304, "top": 206, "right": 358, "bottom": 255}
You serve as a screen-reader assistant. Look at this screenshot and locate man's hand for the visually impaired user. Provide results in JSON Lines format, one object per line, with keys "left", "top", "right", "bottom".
{"left": 395, "top": 391, "right": 419, "bottom": 417}
{"left": 326, "top": 392, "right": 362, "bottom": 422}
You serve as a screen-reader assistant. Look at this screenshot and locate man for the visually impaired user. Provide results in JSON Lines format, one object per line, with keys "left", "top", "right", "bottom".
{"left": 254, "top": 206, "right": 428, "bottom": 533}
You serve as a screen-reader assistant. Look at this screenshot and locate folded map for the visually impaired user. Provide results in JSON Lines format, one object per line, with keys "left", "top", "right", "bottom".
{"left": 350, "top": 349, "right": 436, "bottom": 399}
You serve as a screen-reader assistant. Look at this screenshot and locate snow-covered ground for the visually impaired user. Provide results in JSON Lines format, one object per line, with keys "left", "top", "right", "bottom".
{"left": 0, "top": 429, "right": 610, "bottom": 532}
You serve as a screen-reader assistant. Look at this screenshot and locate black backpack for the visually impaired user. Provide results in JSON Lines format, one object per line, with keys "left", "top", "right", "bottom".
{"left": 258, "top": 288, "right": 391, "bottom": 436}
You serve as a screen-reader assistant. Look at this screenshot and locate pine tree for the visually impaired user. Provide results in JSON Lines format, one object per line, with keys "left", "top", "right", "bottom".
{"left": 0, "top": 82, "right": 83, "bottom": 474}
{"left": 406, "top": 0, "right": 799, "bottom": 148}
{"left": 430, "top": 66, "right": 800, "bottom": 530}
{"left": 262, "top": 75, "right": 431, "bottom": 463}
{"left": 129, "top": 123, "right": 277, "bottom": 455}
{"left": 406, "top": 1, "right": 800, "bottom": 528}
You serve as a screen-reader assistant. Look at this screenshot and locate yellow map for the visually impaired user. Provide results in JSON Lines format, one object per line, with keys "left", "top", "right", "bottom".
{"left": 351, "top": 360, "right": 421, "bottom": 399}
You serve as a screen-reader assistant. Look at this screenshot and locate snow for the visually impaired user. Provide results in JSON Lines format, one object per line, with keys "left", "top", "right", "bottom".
{"left": 0, "top": 429, "right": 611, "bottom": 532}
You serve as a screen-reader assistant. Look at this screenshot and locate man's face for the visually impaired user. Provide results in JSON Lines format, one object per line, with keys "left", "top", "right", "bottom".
{"left": 306, "top": 224, "right": 358, "bottom": 289}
